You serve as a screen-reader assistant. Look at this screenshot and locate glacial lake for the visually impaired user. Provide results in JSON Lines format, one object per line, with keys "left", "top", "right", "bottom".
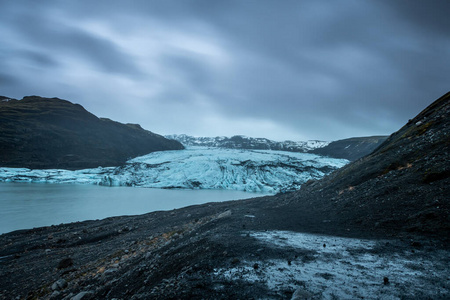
{"left": 0, "top": 182, "right": 265, "bottom": 234}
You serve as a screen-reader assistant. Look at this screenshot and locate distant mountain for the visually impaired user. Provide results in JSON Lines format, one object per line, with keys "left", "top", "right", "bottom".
{"left": 166, "top": 134, "right": 329, "bottom": 152}
{"left": 310, "top": 136, "right": 388, "bottom": 161}
{"left": 0, "top": 96, "right": 184, "bottom": 169}
{"left": 166, "top": 134, "right": 388, "bottom": 161}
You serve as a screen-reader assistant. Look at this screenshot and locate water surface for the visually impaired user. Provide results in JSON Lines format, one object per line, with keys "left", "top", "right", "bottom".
{"left": 0, "top": 183, "right": 263, "bottom": 234}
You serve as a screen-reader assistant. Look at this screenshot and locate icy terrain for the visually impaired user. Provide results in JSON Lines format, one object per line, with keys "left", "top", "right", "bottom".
{"left": 214, "top": 231, "right": 450, "bottom": 299}
{"left": 0, "top": 147, "right": 348, "bottom": 193}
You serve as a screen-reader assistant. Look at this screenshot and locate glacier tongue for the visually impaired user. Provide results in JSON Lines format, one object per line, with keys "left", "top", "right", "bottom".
{"left": 0, "top": 147, "right": 348, "bottom": 193}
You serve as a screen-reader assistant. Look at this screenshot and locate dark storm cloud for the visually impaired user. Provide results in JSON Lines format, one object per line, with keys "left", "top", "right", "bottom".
{"left": 0, "top": 3, "right": 142, "bottom": 78}
{"left": 0, "top": 0, "right": 448, "bottom": 140}
{"left": 380, "top": 0, "right": 450, "bottom": 37}
{"left": 161, "top": 54, "right": 215, "bottom": 96}
{"left": 15, "top": 50, "right": 59, "bottom": 68}
{"left": 0, "top": 73, "right": 19, "bottom": 87}
{"left": 205, "top": 0, "right": 450, "bottom": 138}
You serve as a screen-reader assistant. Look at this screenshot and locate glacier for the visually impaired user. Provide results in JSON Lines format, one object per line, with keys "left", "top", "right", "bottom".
{"left": 0, "top": 147, "right": 348, "bottom": 193}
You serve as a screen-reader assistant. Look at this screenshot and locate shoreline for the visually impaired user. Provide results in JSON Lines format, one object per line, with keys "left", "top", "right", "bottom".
{"left": 1, "top": 195, "right": 448, "bottom": 299}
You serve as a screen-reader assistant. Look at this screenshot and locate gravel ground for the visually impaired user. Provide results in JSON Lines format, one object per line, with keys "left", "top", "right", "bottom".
{"left": 0, "top": 194, "right": 448, "bottom": 300}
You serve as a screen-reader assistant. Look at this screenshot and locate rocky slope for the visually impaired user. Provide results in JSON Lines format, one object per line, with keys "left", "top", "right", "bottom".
{"left": 0, "top": 96, "right": 183, "bottom": 169}
{"left": 277, "top": 91, "right": 449, "bottom": 237}
{"left": 0, "top": 92, "right": 448, "bottom": 299}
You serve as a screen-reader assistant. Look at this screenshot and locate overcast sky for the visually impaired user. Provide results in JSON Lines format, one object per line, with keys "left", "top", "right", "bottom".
{"left": 1, "top": 1, "right": 449, "bottom": 141}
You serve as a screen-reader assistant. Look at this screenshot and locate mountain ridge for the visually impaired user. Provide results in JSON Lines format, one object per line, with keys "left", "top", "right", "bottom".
{"left": 0, "top": 96, "right": 184, "bottom": 169}
{"left": 310, "top": 135, "right": 387, "bottom": 161}
{"left": 165, "top": 134, "right": 329, "bottom": 152}
{"left": 167, "top": 134, "right": 388, "bottom": 161}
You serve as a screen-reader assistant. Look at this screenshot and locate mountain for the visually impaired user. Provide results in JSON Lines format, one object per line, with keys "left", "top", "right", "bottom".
{"left": 276, "top": 91, "right": 450, "bottom": 236}
{"left": 0, "top": 92, "right": 448, "bottom": 299}
{"left": 0, "top": 96, "right": 184, "bottom": 169}
{"left": 310, "top": 135, "right": 388, "bottom": 161}
{"left": 0, "top": 148, "right": 348, "bottom": 193}
{"left": 166, "top": 134, "right": 388, "bottom": 161}
{"left": 166, "top": 134, "right": 329, "bottom": 152}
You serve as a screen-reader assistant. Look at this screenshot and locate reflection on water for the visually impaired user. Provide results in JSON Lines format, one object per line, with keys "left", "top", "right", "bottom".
{"left": 0, "top": 182, "right": 263, "bottom": 234}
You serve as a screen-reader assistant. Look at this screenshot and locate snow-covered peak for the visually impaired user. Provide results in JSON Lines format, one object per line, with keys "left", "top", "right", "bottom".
{"left": 165, "top": 134, "right": 329, "bottom": 152}
{"left": 0, "top": 96, "right": 15, "bottom": 102}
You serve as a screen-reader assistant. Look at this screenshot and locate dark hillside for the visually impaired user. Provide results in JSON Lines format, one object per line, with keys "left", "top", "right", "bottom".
{"left": 0, "top": 96, "right": 184, "bottom": 169}
{"left": 277, "top": 92, "right": 450, "bottom": 237}
{"left": 310, "top": 135, "right": 388, "bottom": 161}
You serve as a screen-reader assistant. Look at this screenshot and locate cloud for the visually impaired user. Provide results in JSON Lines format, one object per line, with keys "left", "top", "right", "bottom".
{"left": 0, "top": 0, "right": 449, "bottom": 141}
{"left": 0, "top": 73, "right": 19, "bottom": 87}
{"left": 1, "top": 3, "right": 143, "bottom": 78}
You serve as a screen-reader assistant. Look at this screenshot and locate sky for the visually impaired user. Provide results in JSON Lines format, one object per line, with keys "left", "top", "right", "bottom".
{"left": 0, "top": 1, "right": 449, "bottom": 141}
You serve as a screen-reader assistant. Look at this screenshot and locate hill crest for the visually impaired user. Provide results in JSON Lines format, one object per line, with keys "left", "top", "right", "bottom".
{"left": 0, "top": 96, "right": 184, "bottom": 169}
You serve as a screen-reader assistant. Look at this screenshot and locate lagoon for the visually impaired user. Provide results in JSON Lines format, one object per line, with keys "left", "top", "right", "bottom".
{"left": 0, "top": 183, "right": 263, "bottom": 234}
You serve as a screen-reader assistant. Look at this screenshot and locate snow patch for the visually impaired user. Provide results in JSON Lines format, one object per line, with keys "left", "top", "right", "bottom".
{"left": 214, "top": 231, "right": 449, "bottom": 299}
